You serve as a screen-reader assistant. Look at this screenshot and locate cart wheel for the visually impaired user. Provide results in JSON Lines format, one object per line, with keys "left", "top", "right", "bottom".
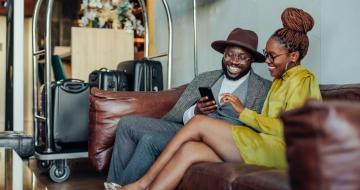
{"left": 49, "top": 164, "right": 70, "bottom": 183}
{"left": 37, "top": 160, "right": 51, "bottom": 173}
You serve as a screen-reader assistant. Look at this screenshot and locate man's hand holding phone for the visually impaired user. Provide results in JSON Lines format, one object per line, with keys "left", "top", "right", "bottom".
{"left": 196, "top": 87, "right": 217, "bottom": 114}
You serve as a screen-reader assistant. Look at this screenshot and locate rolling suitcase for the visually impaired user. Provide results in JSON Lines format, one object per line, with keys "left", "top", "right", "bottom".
{"left": 41, "top": 79, "right": 90, "bottom": 148}
{"left": 117, "top": 59, "right": 163, "bottom": 91}
{"left": 88, "top": 68, "right": 129, "bottom": 91}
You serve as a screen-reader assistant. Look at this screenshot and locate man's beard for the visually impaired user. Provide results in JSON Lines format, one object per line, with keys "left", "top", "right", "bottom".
{"left": 222, "top": 59, "right": 251, "bottom": 81}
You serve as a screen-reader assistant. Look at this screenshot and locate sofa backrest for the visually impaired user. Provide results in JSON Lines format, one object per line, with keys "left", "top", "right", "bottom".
{"left": 320, "top": 84, "right": 360, "bottom": 101}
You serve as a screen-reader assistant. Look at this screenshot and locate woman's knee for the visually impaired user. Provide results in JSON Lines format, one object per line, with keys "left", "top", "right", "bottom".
{"left": 184, "top": 115, "right": 212, "bottom": 135}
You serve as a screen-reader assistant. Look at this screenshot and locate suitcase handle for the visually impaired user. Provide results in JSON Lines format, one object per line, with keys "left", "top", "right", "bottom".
{"left": 62, "top": 78, "right": 84, "bottom": 84}
{"left": 98, "top": 68, "right": 110, "bottom": 72}
{"left": 61, "top": 79, "right": 88, "bottom": 93}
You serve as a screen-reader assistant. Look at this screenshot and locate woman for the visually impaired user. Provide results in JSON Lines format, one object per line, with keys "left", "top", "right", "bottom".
{"left": 120, "top": 7, "right": 321, "bottom": 190}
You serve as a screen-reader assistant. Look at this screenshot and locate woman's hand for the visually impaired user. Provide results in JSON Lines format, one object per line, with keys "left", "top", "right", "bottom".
{"left": 220, "top": 93, "right": 245, "bottom": 114}
{"left": 195, "top": 96, "right": 217, "bottom": 115}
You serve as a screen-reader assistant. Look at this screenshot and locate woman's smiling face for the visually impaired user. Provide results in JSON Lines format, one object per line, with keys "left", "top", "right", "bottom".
{"left": 264, "top": 38, "right": 292, "bottom": 78}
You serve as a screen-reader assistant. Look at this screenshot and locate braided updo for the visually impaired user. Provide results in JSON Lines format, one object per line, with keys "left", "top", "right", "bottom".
{"left": 272, "top": 7, "right": 314, "bottom": 60}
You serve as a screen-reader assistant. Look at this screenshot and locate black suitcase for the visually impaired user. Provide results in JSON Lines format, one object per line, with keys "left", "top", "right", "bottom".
{"left": 0, "top": 131, "right": 34, "bottom": 158}
{"left": 117, "top": 59, "right": 163, "bottom": 91}
{"left": 88, "top": 68, "right": 129, "bottom": 91}
{"left": 41, "top": 79, "right": 89, "bottom": 147}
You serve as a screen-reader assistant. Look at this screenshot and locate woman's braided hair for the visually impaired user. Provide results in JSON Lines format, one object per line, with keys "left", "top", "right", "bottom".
{"left": 272, "top": 7, "right": 314, "bottom": 60}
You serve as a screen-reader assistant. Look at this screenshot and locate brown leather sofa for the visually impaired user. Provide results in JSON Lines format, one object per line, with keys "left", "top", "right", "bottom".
{"left": 88, "top": 83, "right": 360, "bottom": 190}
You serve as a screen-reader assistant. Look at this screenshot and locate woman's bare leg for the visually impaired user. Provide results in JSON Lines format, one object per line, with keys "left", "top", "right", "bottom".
{"left": 121, "top": 115, "right": 242, "bottom": 190}
{"left": 149, "top": 141, "right": 223, "bottom": 190}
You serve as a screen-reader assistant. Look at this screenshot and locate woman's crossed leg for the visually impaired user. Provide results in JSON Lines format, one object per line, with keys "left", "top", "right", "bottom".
{"left": 121, "top": 115, "right": 243, "bottom": 190}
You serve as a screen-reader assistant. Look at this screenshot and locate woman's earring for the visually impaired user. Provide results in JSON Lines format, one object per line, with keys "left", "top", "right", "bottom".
{"left": 285, "top": 61, "right": 296, "bottom": 71}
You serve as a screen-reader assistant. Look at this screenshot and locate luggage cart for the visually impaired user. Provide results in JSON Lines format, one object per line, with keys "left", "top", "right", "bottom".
{"left": 32, "top": 0, "right": 173, "bottom": 182}
{"left": 31, "top": 0, "right": 89, "bottom": 183}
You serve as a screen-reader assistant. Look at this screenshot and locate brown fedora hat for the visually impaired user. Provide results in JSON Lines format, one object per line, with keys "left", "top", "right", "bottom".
{"left": 211, "top": 28, "right": 265, "bottom": 62}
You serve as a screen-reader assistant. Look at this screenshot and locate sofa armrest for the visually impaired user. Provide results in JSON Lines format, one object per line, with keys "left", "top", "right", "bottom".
{"left": 281, "top": 100, "right": 360, "bottom": 190}
{"left": 88, "top": 86, "right": 186, "bottom": 172}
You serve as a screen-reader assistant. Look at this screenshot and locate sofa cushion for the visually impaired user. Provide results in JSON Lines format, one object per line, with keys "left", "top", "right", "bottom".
{"left": 177, "top": 163, "right": 289, "bottom": 190}
{"left": 88, "top": 86, "right": 185, "bottom": 172}
{"left": 281, "top": 100, "right": 360, "bottom": 190}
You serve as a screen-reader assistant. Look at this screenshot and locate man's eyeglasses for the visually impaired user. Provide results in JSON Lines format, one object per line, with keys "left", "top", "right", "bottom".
{"left": 263, "top": 49, "right": 289, "bottom": 63}
{"left": 224, "top": 52, "right": 251, "bottom": 63}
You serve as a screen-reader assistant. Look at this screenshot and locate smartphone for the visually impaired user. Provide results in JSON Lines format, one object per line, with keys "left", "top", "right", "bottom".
{"left": 198, "top": 87, "right": 216, "bottom": 102}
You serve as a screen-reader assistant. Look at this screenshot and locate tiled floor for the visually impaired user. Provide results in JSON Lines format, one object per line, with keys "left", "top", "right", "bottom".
{"left": 28, "top": 158, "right": 107, "bottom": 190}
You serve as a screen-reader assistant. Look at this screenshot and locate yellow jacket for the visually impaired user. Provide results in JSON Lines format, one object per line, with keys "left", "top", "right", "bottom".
{"left": 232, "top": 65, "right": 322, "bottom": 168}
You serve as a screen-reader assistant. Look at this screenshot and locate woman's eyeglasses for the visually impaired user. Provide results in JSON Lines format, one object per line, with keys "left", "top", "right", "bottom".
{"left": 263, "top": 49, "right": 289, "bottom": 63}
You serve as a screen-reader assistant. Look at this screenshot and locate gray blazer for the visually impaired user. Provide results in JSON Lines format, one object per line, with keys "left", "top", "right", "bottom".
{"left": 162, "top": 69, "right": 271, "bottom": 123}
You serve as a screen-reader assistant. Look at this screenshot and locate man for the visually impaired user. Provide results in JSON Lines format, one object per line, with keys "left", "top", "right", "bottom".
{"left": 106, "top": 28, "right": 271, "bottom": 187}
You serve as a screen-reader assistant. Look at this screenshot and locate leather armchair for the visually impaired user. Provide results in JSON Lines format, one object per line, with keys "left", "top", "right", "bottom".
{"left": 88, "top": 83, "right": 360, "bottom": 190}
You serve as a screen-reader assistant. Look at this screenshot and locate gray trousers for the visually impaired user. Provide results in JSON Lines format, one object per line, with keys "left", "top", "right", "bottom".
{"left": 107, "top": 115, "right": 182, "bottom": 185}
